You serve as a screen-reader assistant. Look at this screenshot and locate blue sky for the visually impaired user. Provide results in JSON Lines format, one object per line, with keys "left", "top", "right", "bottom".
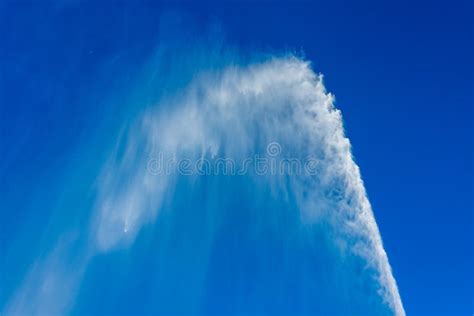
{"left": 1, "top": 0, "right": 473, "bottom": 315}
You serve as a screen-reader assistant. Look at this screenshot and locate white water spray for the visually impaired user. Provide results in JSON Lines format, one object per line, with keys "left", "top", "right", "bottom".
{"left": 5, "top": 55, "right": 404, "bottom": 316}
{"left": 95, "top": 56, "right": 405, "bottom": 315}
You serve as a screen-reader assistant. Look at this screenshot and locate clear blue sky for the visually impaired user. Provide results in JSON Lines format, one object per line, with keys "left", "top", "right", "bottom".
{"left": 1, "top": 0, "right": 472, "bottom": 315}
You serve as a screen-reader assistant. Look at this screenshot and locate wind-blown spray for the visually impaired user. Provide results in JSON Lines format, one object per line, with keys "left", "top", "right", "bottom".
{"left": 5, "top": 56, "right": 404, "bottom": 315}
{"left": 94, "top": 57, "right": 404, "bottom": 315}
